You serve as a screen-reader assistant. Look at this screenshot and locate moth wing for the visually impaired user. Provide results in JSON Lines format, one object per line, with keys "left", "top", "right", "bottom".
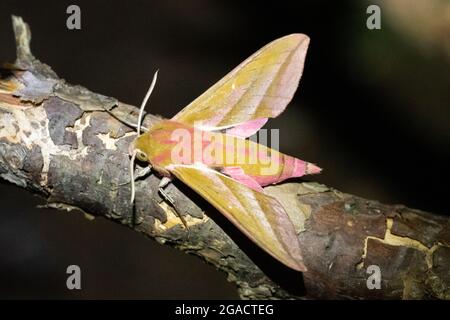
{"left": 220, "top": 166, "right": 264, "bottom": 192}
{"left": 168, "top": 164, "right": 306, "bottom": 271}
{"left": 224, "top": 118, "right": 268, "bottom": 138}
{"left": 172, "top": 34, "right": 310, "bottom": 136}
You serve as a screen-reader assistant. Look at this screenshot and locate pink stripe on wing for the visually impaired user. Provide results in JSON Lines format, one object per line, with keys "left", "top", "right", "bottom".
{"left": 226, "top": 118, "right": 268, "bottom": 138}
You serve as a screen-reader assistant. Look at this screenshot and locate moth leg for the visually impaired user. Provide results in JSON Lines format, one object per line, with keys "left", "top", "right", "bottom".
{"left": 158, "top": 178, "right": 189, "bottom": 233}
{"left": 135, "top": 166, "right": 152, "bottom": 180}
{"left": 158, "top": 176, "right": 172, "bottom": 189}
{"left": 114, "top": 166, "right": 152, "bottom": 188}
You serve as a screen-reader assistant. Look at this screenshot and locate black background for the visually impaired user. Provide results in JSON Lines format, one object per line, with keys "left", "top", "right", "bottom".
{"left": 0, "top": 0, "right": 448, "bottom": 299}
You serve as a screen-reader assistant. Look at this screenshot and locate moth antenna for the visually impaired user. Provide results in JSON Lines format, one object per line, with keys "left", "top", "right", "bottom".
{"left": 129, "top": 149, "right": 138, "bottom": 204}
{"left": 103, "top": 108, "right": 149, "bottom": 132}
{"left": 137, "top": 70, "right": 159, "bottom": 136}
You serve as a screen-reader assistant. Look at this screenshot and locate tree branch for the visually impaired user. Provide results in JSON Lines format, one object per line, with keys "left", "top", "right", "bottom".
{"left": 1, "top": 16, "right": 449, "bottom": 299}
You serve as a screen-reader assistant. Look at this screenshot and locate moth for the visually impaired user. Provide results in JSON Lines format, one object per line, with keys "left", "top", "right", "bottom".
{"left": 126, "top": 34, "right": 320, "bottom": 272}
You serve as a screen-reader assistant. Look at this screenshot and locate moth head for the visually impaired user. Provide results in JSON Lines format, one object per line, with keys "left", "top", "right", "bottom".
{"left": 129, "top": 141, "right": 149, "bottom": 163}
{"left": 135, "top": 149, "right": 148, "bottom": 162}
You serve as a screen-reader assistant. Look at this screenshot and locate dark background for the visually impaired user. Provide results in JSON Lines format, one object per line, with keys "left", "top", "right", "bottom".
{"left": 0, "top": 0, "right": 448, "bottom": 298}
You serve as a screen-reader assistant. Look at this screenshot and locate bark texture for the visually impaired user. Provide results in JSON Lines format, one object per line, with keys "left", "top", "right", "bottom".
{"left": 1, "top": 16, "right": 449, "bottom": 299}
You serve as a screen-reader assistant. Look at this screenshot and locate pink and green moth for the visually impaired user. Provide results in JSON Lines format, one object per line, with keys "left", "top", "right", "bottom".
{"left": 128, "top": 34, "right": 320, "bottom": 272}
